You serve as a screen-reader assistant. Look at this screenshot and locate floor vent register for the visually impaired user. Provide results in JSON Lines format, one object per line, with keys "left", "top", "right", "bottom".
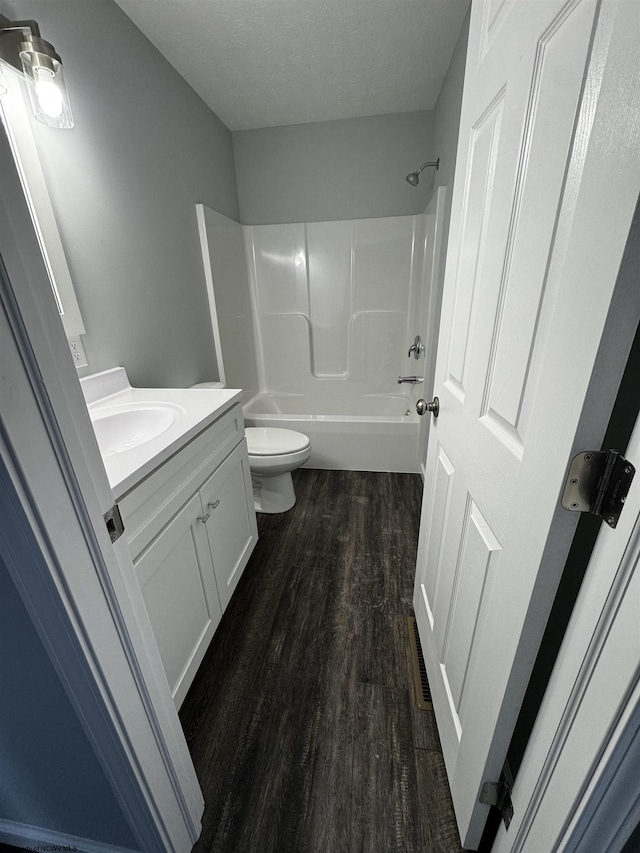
{"left": 408, "top": 616, "right": 433, "bottom": 710}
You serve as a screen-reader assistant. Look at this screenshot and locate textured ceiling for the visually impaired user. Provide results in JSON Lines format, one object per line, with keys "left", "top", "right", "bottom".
{"left": 114, "top": 0, "right": 470, "bottom": 131}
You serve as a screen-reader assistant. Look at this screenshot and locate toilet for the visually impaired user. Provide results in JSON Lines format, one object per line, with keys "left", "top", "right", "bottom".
{"left": 191, "top": 382, "right": 311, "bottom": 514}
{"left": 244, "top": 427, "right": 311, "bottom": 513}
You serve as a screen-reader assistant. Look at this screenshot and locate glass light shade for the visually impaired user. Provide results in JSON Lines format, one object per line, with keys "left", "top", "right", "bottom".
{"left": 20, "top": 42, "right": 73, "bottom": 128}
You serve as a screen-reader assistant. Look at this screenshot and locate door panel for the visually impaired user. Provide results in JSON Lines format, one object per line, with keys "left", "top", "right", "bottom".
{"left": 480, "top": 1, "right": 598, "bottom": 441}
{"left": 444, "top": 500, "right": 500, "bottom": 713}
{"left": 423, "top": 444, "right": 456, "bottom": 614}
{"left": 200, "top": 440, "right": 258, "bottom": 613}
{"left": 445, "top": 90, "right": 505, "bottom": 402}
{"left": 135, "top": 493, "right": 222, "bottom": 706}
{"left": 412, "top": 0, "right": 640, "bottom": 847}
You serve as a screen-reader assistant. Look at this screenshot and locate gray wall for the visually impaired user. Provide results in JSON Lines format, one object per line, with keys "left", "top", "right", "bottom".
{"left": 233, "top": 111, "right": 435, "bottom": 224}
{"left": 1, "top": 0, "right": 239, "bottom": 387}
{"left": 430, "top": 7, "right": 471, "bottom": 257}
{"left": 0, "top": 550, "right": 138, "bottom": 848}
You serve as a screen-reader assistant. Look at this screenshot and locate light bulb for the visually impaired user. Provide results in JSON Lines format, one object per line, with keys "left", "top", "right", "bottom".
{"left": 19, "top": 37, "right": 73, "bottom": 128}
{"left": 34, "top": 75, "right": 64, "bottom": 118}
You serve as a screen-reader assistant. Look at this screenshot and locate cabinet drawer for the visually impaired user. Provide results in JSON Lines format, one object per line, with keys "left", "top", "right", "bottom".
{"left": 120, "top": 403, "right": 244, "bottom": 559}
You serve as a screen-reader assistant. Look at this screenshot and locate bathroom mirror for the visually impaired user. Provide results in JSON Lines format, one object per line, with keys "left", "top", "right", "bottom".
{"left": 0, "top": 67, "right": 85, "bottom": 336}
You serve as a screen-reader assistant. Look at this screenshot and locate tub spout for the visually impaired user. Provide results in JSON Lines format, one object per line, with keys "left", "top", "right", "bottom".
{"left": 398, "top": 376, "right": 424, "bottom": 384}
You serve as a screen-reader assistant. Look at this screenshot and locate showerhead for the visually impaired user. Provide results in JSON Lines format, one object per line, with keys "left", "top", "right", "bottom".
{"left": 405, "top": 158, "right": 440, "bottom": 186}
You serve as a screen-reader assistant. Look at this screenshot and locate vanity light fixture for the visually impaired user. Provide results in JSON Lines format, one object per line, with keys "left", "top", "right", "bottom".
{"left": 0, "top": 14, "right": 73, "bottom": 128}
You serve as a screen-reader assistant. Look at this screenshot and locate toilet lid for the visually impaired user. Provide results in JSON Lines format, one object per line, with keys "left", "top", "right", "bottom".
{"left": 245, "top": 427, "right": 310, "bottom": 455}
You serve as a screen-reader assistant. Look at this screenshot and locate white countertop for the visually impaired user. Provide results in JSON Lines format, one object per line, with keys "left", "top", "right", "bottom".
{"left": 81, "top": 368, "right": 243, "bottom": 499}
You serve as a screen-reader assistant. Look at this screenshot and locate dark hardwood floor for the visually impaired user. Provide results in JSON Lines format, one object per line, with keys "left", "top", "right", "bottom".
{"left": 179, "top": 469, "right": 463, "bottom": 853}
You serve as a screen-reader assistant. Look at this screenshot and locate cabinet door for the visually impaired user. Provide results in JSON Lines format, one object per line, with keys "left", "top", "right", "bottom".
{"left": 134, "top": 492, "right": 222, "bottom": 708}
{"left": 200, "top": 439, "right": 258, "bottom": 612}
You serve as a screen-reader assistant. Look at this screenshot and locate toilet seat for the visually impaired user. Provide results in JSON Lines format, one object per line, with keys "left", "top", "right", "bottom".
{"left": 190, "top": 386, "right": 311, "bottom": 513}
{"left": 245, "top": 427, "right": 310, "bottom": 456}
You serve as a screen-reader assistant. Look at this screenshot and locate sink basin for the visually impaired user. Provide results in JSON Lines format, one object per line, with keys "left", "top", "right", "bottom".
{"left": 80, "top": 367, "right": 242, "bottom": 497}
{"left": 91, "top": 403, "right": 184, "bottom": 456}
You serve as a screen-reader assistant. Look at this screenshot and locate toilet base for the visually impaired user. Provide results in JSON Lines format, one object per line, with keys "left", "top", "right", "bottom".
{"left": 252, "top": 471, "right": 296, "bottom": 513}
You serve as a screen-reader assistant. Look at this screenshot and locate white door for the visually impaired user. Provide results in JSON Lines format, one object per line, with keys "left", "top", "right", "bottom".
{"left": 413, "top": 0, "right": 640, "bottom": 848}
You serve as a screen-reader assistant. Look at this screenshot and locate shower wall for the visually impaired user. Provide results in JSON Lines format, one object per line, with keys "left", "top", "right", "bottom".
{"left": 197, "top": 205, "right": 260, "bottom": 398}
{"left": 244, "top": 215, "right": 430, "bottom": 397}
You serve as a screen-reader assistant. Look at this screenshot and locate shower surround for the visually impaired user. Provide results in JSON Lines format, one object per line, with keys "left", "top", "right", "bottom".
{"left": 199, "top": 196, "right": 445, "bottom": 472}
{"left": 247, "top": 216, "right": 422, "bottom": 386}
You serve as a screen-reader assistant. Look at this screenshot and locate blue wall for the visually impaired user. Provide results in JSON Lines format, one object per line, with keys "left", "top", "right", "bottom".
{"left": 431, "top": 7, "right": 471, "bottom": 257}
{"left": 0, "top": 550, "right": 137, "bottom": 847}
{"left": 233, "top": 111, "right": 436, "bottom": 224}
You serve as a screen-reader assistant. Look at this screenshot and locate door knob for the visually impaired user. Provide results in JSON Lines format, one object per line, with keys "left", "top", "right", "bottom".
{"left": 416, "top": 397, "right": 439, "bottom": 417}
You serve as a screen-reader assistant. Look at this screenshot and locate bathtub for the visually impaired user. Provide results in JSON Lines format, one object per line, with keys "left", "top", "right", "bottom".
{"left": 243, "top": 390, "right": 421, "bottom": 473}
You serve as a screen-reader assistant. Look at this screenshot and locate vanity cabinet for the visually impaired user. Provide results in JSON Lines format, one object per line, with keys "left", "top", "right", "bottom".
{"left": 118, "top": 403, "right": 258, "bottom": 708}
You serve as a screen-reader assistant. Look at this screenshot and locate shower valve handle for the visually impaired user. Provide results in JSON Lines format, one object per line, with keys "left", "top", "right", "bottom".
{"left": 408, "top": 335, "right": 424, "bottom": 359}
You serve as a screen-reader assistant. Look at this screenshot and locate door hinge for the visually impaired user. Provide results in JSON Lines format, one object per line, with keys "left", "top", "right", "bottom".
{"left": 104, "top": 504, "right": 124, "bottom": 543}
{"left": 562, "top": 450, "right": 635, "bottom": 529}
{"left": 480, "top": 763, "right": 514, "bottom": 830}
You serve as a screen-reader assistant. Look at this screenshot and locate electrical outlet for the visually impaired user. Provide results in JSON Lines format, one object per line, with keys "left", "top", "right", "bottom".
{"left": 68, "top": 334, "right": 88, "bottom": 369}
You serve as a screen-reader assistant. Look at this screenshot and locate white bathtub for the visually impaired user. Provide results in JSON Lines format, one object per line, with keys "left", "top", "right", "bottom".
{"left": 243, "top": 391, "right": 420, "bottom": 473}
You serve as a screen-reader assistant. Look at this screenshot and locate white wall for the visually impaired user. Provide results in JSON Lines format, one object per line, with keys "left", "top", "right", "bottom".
{"left": 245, "top": 215, "right": 432, "bottom": 398}
{"left": 196, "top": 196, "right": 449, "bottom": 439}
{"left": 197, "top": 207, "right": 260, "bottom": 399}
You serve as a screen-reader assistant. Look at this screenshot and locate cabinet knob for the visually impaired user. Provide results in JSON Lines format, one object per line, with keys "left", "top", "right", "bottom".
{"left": 208, "top": 500, "right": 221, "bottom": 509}
{"left": 197, "top": 512, "right": 211, "bottom": 523}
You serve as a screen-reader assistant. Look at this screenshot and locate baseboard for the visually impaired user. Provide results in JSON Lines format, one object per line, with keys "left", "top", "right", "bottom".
{"left": 0, "top": 818, "right": 139, "bottom": 853}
